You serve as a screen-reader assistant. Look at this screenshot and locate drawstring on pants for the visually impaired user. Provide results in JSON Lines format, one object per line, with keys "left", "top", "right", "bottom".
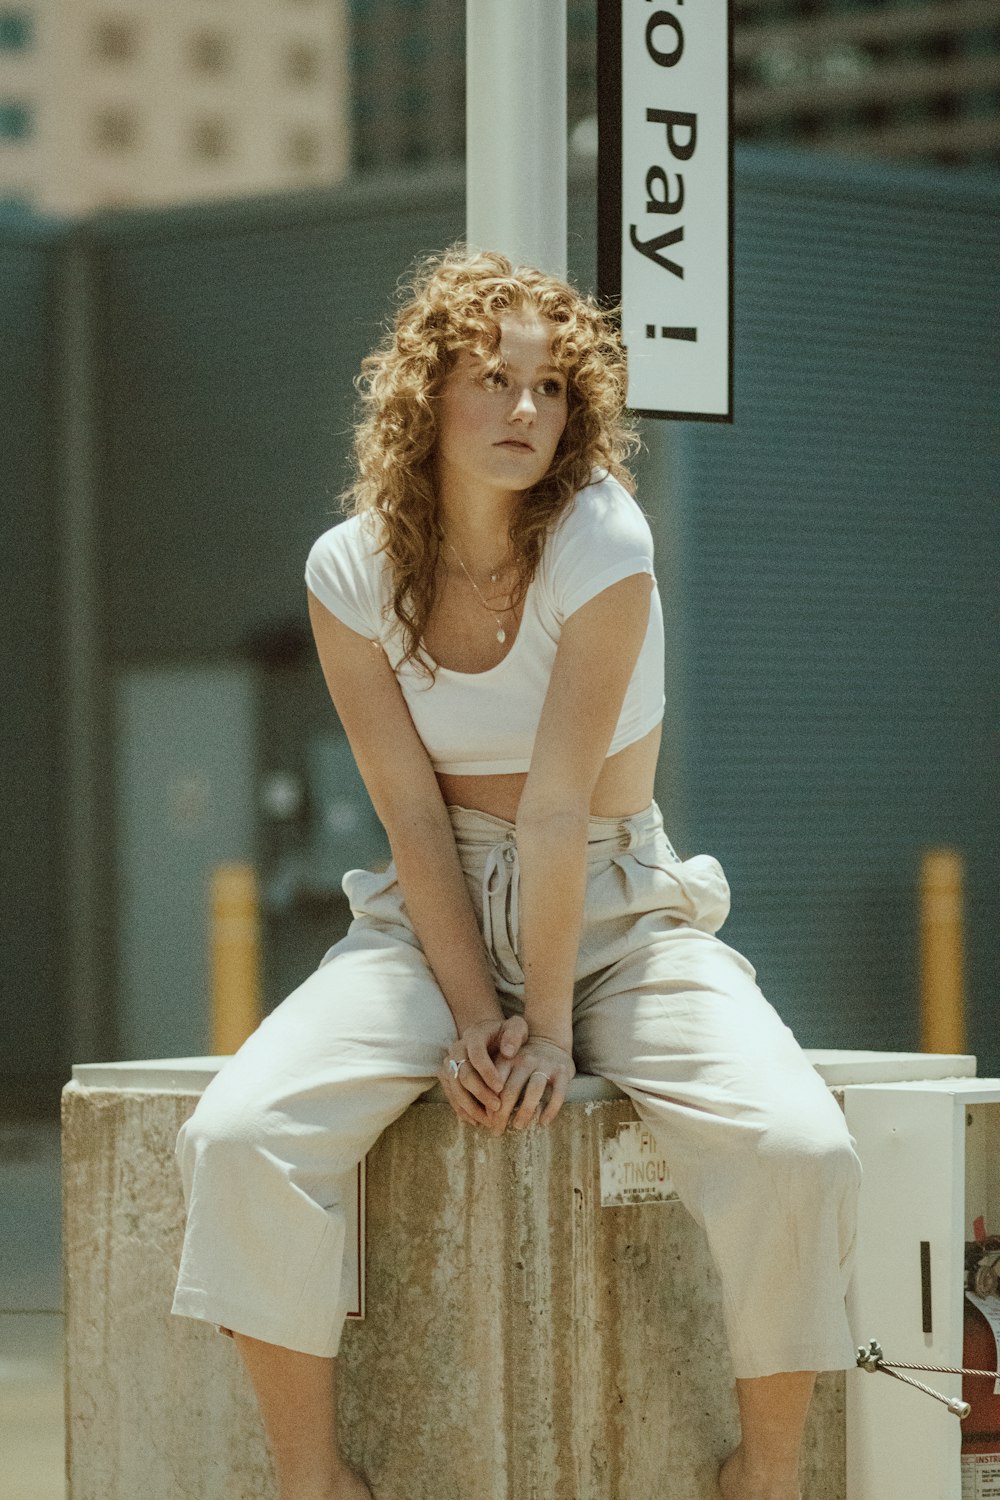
{"left": 481, "top": 832, "right": 522, "bottom": 984}
{"left": 469, "top": 810, "right": 661, "bottom": 987}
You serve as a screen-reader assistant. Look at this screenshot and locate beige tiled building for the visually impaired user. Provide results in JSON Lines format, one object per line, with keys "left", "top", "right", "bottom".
{"left": 5, "top": 1, "right": 994, "bottom": 215}
{"left": 0, "top": 0, "right": 350, "bottom": 213}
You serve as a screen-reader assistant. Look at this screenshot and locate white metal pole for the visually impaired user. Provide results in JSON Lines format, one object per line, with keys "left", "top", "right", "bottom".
{"left": 466, "top": 0, "right": 567, "bottom": 279}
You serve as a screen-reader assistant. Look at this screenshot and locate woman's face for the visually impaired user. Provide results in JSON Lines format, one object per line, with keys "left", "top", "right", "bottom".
{"left": 434, "top": 311, "right": 569, "bottom": 498}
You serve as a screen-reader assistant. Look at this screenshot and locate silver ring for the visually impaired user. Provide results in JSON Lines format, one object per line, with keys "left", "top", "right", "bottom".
{"left": 446, "top": 1057, "right": 469, "bottom": 1080}
{"left": 530, "top": 1070, "right": 551, "bottom": 1082}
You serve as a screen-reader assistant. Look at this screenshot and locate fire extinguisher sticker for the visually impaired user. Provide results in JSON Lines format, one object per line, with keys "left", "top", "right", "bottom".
{"left": 965, "top": 1291, "right": 1000, "bottom": 1397}
{"left": 961, "top": 1453, "right": 1000, "bottom": 1499}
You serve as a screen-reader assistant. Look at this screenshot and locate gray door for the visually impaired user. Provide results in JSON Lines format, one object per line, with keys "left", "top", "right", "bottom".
{"left": 115, "top": 665, "right": 256, "bottom": 1060}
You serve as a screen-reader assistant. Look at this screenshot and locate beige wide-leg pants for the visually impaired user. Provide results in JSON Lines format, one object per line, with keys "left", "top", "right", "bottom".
{"left": 171, "top": 799, "right": 862, "bottom": 1378}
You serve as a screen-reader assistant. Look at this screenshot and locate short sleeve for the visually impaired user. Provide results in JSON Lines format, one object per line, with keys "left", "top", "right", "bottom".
{"left": 547, "top": 476, "right": 655, "bottom": 621}
{"left": 304, "top": 517, "right": 382, "bottom": 641}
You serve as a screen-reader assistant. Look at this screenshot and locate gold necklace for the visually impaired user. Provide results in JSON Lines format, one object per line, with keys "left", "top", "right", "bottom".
{"left": 444, "top": 538, "right": 514, "bottom": 644}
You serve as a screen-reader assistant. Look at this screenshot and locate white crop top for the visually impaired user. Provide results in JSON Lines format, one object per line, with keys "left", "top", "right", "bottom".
{"left": 304, "top": 470, "right": 665, "bottom": 774}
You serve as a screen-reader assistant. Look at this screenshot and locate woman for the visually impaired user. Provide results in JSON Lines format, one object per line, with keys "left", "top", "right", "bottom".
{"left": 171, "top": 247, "right": 862, "bottom": 1500}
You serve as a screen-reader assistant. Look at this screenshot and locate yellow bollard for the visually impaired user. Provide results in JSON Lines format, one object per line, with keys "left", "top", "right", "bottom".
{"left": 919, "top": 848, "right": 965, "bottom": 1055}
{"left": 210, "top": 863, "right": 262, "bottom": 1056}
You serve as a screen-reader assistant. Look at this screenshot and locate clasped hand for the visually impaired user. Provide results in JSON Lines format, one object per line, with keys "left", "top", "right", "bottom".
{"left": 436, "top": 1014, "right": 576, "bottom": 1134}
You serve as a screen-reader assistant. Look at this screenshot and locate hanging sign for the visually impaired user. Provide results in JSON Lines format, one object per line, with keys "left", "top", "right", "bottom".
{"left": 597, "top": 0, "right": 734, "bottom": 421}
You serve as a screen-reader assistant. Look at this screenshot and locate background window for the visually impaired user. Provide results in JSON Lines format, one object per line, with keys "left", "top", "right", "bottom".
{"left": 285, "top": 40, "right": 320, "bottom": 85}
{"left": 92, "top": 107, "right": 139, "bottom": 151}
{"left": 0, "top": 100, "right": 31, "bottom": 138}
{"left": 286, "top": 126, "right": 321, "bottom": 167}
{"left": 0, "top": 10, "right": 33, "bottom": 50}
{"left": 188, "top": 29, "right": 232, "bottom": 75}
{"left": 92, "top": 17, "right": 139, "bottom": 62}
{"left": 190, "top": 116, "right": 232, "bottom": 160}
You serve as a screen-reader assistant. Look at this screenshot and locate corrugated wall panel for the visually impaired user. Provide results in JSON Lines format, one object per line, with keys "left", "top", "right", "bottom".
{"left": 92, "top": 173, "right": 597, "bottom": 663}
{"left": 94, "top": 182, "right": 465, "bottom": 661}
{"left": 675, "top": 148, "right": 998, "bottom": 1065}
{"left": 0, "top": 220, "right": 65, "bottom": 1081}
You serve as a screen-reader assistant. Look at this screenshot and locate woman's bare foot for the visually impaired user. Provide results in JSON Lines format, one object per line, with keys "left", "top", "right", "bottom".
{"left": 289, "top": 1463, "right": 372, "bottom": 1500}
{"left": 330, "top": 1464, "right": 374, "bottom": 1500}
{"left": 718, "top": 1445, "right": 801, "bottom": 1500}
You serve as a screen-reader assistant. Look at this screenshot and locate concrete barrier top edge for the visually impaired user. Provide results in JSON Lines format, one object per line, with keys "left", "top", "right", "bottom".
{"left": 66, "top": 1050, "right": 979, "bottom": 1096}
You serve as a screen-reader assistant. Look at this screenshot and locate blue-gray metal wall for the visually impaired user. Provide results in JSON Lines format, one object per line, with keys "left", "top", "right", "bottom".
{"left": 1, "top": 210, "right": 69, "bottom": 1098}
{"left": 669, "top": 151, "right": 998, "bottom": 1060}
{"left": 1, "top": 146, "right": 996, "bottom": 1100}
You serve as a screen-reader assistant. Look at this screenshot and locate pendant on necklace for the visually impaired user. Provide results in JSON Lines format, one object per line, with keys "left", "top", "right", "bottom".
{"left": 496, "top": 628, "right": 506, "bottom": 643}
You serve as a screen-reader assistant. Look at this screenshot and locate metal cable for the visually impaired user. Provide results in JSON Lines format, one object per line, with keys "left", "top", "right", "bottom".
{"left": 877, "top": 1360, "right": 1000, "bottom": 1378}
{"left": 855, "top": 1340, "right": 1000, "bottom": 1419}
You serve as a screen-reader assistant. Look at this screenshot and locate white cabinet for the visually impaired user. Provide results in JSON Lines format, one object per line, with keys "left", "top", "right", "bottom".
{"left": 843, "top": 1079, "right": 1000, "bottom": 1500}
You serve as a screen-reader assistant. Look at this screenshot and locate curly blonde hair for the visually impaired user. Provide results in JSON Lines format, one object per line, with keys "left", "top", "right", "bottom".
{"left": 337, "top": 244, "right": 643, "bottom": 684}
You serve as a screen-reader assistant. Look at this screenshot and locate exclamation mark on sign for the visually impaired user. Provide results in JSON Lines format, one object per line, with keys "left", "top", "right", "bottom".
{"left": 646, "top": 325, "right": 698, "bottom": 341}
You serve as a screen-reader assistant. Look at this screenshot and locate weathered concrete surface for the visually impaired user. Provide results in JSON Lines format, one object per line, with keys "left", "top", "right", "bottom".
{"left": 62, "top": 1080, "right": 845, "bottom": 1500}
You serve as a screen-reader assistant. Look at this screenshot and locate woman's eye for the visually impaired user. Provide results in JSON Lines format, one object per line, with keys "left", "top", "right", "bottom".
{"left": 541, "top": 379, "right": 564, "bottom": 396}
{"left": 484, "top": 371, "right": 507, "bottom": 388}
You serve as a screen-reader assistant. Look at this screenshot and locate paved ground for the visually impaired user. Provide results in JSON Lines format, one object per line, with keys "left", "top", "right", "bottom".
{"left": 0, "top": 1120, "right": 65, "bottom": 1500}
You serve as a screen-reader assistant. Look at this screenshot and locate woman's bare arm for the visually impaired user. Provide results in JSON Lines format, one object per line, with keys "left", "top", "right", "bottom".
{"left": 386, "top": 805, "right": 507, "bottom": 1034}
{"left": 306, "top": 590, "right": 504, "bottom": 1034}
{"left": 478, "top": 572, "right": 653, "bottom": 1133}
{"left": 515, "top": 572, "right": 654, "bottom": 1047}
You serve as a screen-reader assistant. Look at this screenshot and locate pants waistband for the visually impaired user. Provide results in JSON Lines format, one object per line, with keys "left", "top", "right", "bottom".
{"left": 444, "top": 799, "right": 664, "bottom": 989}
{"left": 445, "top": 798, "right": 664, "bottom": 861}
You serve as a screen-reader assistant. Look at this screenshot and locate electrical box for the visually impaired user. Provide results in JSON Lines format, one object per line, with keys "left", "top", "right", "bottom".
{"left": 844, "top": 1078, "right": 1000, "bottom": 1500}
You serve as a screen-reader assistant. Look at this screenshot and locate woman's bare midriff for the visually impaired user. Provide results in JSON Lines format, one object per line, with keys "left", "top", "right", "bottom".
{"left": 425, "top": 557, "right": 662, "bottom": 824}
{"left": 435, "top": 720, "right": 662, "bottom": 824}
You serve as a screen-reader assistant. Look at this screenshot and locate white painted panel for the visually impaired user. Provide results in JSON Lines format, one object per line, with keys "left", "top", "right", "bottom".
{"left": 844, "top": 1085, "right": 975, "bottom": 1500}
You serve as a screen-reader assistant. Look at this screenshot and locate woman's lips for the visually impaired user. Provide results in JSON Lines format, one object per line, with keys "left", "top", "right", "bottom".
{"left": 496, "top": 440, "right": 534, "bottom": 451}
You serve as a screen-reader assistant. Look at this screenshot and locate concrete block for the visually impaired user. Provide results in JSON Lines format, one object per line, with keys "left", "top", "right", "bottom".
{"left": 62, "top": 1069, "right": 850, "bottom": 1500}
